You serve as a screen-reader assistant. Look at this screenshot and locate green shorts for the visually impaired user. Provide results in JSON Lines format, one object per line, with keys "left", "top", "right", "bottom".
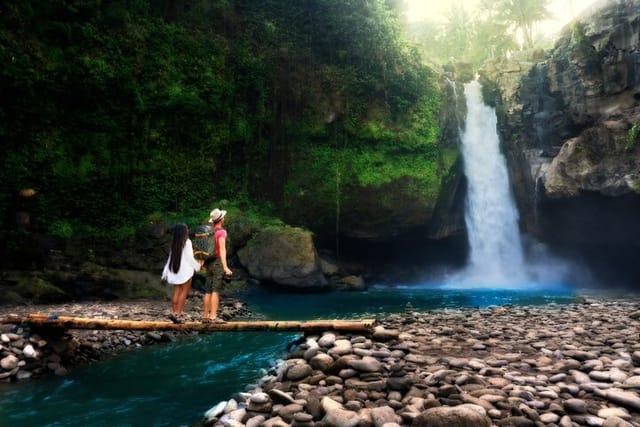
{"left": 203, "top": 258, "right": 225, "bottom": 293}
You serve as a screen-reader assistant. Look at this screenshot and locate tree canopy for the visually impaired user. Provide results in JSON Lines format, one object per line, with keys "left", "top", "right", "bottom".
{"left": 0, "top": 0, "right": 447, "bottom": 241}
{"left": 406, "top": 0, "right": 552, "bottom": 66}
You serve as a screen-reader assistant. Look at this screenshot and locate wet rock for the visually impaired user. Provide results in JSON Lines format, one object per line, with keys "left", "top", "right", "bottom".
{"left": 411, "top": 405, "right": 491, "bottom": 427}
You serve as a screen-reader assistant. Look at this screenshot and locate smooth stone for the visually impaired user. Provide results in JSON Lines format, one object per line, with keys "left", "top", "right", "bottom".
{"left": 597, "top": 389, "right": 640, "bottom": 411}
{"left": 329, "top": 340, "right": 352, "bottom": 356}
{"left": 598, "top": 407, "right": 630, "bottom": 419}
{"left": 0, "top": 355, "right": 19, "bottom": 370}
{"left": 276, "top": 403, "right": 304, "bottom": 422}
{"left": 286, "top": 363, "right": 313, "bottom": 381}
{"left": 244, "top": 414, "right": 266, "bottom": 427}
{"left": 622, "top": 376, "right": 640, "bottom": 387}
{"left": 268, "top": 389, "right": 295, "bottom": 405}
{"left": 22, "top": 344, "right": 37, "bottom": 359}
{"left": 372, "top": 326, "right": 399, "bottom": 341}
{"left": 563, "top": 398, "right": 588, "bottom": 414}
{"left": 321, "top": 397, "right": 359, "bottom": 427}
{"left": 249, "top": 392, "right": 270, "bottom": 404}
{"left": 539, "top": 412, "right": 560, "bottom": 423}
{"left": 204, "top": 400, "right": 227, "bottom": 420}
{"left": 602, "top": 416, "right": 634, "bottom": 427}
{"left": 411, "top": 406, "right": 491, "bottom": 427}
{"left": 318, "top": 333, "right": 336, "bottom": 348}
{"left": 310, "top": 353, "right": 334, "bottom": 371}
{"left": 347, "top": 356, "right": 381, "bottom": 372}
{"left": 370, "top": 405, "right": 402, "bottom": 426}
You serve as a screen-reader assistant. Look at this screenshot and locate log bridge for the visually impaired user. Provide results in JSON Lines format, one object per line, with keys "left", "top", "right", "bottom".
{"left": 1, "top": 313, "right": 377, "bottom": 334}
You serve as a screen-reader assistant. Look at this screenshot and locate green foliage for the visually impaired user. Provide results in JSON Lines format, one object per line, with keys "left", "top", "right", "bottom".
{"left": 407, "top": 0, "right": 550, "bottom": 66}
{"left": 570, "top": 20, "right": 587, "bottom": 46}
{"left": 0, "top": 0, "right": 447, "bottom": 241}
{"left": 626, "top": 123, "right": 640, "bottom": 151}
{"left": 14, "top": 277, "right": 67, "bottom": 302}
{"left": 50, "top": 220, "right": 74, "bottom": 238}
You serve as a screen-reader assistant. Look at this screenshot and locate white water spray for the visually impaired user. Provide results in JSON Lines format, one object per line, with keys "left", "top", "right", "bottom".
{"left": 457, "top": 81, "right": 528, "bottom": 285}
{"left": 441, "top": 80, "right": 576, "bottom": 289}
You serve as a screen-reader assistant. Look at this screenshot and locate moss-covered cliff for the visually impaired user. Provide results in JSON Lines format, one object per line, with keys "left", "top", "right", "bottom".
{"left": 0, "top": 0, "right": 458, "bottom": 250}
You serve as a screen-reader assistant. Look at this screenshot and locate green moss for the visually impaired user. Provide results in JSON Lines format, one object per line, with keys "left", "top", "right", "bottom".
{"left": 15, "top": 277, "right": 67, "bottom": 302}
{"left": 626, "top": 123, "right": 640, "bottom": 151}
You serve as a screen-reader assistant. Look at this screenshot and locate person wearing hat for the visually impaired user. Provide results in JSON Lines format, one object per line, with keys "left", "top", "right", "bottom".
{"left": 202, "top": 208, "right": 232, "bottom": 323}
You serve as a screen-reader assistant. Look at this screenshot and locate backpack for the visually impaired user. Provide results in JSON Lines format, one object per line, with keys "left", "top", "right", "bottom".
{"left": 191, "top": 224, "right": 214, "bottom": 260}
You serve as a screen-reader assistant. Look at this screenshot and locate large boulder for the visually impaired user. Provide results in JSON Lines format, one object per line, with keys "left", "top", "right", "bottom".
{"left": 237, "top": 226, "right": 328, "bottom": 290}
{"left": 411, "top": 405, "right": 491, "bottom": 427}
{"left": 543, "top": 126, "right": 640, "bottom": 198}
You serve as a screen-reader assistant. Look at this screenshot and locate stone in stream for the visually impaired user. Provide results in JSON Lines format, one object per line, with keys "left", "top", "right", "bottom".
{"left": 595, "top": 389, "right": 640, "bottom": 412}
{"left": 411, "top": 405, "right": 491, "bottom": 427}
{"left": 203, "top": 400, "right": 227, "bottom": 421}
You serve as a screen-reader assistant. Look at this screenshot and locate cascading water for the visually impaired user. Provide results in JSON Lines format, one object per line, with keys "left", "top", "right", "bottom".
{"left": 443, "top": 79, "right": 576, "bottom": 289}
{"left": 457, "top": 81, "right": 528, "bottom": 285}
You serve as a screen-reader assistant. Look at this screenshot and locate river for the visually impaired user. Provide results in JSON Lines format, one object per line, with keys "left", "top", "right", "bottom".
{"left": 0, "top": 285, "right": 577, "bottom": 426}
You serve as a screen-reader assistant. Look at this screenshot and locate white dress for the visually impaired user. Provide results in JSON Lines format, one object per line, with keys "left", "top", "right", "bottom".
{"left": 161, "top": 239, "right": 200, "bottom": 285}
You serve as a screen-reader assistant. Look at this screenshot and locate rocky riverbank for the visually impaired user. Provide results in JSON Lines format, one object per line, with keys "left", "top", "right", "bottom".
{"left": 0, "top": 293, "right": 251, "bottom": 381}
{"left": 203, "top": 296, "right": 640, "bottom": 427}
{"left": 3, "top": 295, "right": 640, "bottom": 426}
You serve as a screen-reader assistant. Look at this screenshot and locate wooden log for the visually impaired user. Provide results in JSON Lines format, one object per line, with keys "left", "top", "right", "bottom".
{"left": 0, "top": 314, "right": 377, "bottom": 333}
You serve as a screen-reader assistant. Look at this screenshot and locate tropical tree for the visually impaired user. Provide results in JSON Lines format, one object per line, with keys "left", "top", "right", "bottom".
{"left": 441, "top": 4, "right": 475, "bottom": 62}
{"left": 497, "top": 0, "right": 551, "bottom": 49}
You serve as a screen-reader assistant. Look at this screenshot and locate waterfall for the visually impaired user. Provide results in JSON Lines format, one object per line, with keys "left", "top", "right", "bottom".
{"left": 458, "top": 80, "right": 527, "bottom": 285}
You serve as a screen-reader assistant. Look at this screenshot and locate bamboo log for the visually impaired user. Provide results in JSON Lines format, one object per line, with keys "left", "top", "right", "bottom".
{"left": 0, "top": 313, "right": 377, "bottom": 333}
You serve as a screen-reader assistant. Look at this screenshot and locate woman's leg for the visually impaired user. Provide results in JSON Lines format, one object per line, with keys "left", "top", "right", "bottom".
{"left": 203, "top": 292, "right": 212, "bottom": 319}
{"left": 176, "top": 278, "right": 192, "bottom": 315}
{"left": 210, "top": 291, "right": 220, "bottom": 319}
{"left": 171, "top": 284, "right": 181, "bottom": 314}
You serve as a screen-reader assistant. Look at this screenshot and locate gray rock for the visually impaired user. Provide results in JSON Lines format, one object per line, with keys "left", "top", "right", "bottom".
{"left": 237, "top": 227, "right": 328, "bottom": 290}
{"left": 286, "top": 363, "right": 313, "bottom": 381}
{"left": 370, "top": 405, "right": 401, "bottom": 427}
{"left": 22, "top": 344, "right": 37, "bottom": 359}
{"left": 347, "top": 356, "right": 382, "bottom": 373}
{"left": 321, "top": 397, "right": 359, "bottom": 427}
{"left": 310, "top": 353, "right": 334, "bottom": 372}
{"left": 602, "top": 416, "right": 634, "bottom": 427}
{"left": 597, "top": 389, "right": 640, "bottom": 412}
{"left": 268, "top": 389, "right": 295, "bottom": 405}
{"left": 0, "top": 355, "right": 19, "bottom": 370}
{"left": 245, "top": 415, "right": 266, "bottom": 427}
{"left": 372, "top": 326, "right": 399, "bottom": 341}
{"left": 411, "top": 406, "right": 491, "bottom": 427}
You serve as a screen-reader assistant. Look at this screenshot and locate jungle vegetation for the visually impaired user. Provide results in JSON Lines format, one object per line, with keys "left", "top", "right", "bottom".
{"left": 1, "top": 0, "right": 554, "bottom": 242}
{"left": 406, "top": 0, "right": 553, "bottom": 67}
{"left": 1, "top": 0, "right": 445, "bottom": 241}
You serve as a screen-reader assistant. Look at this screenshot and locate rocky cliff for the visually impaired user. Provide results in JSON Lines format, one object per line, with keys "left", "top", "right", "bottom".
{"left": 480, "top": 0, "right": 640, "bottom": 286}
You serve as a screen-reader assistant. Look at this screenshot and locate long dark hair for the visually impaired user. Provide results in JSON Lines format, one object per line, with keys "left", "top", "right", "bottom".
{"left": 169, "top": 223, "right": 189, "bottom": 273}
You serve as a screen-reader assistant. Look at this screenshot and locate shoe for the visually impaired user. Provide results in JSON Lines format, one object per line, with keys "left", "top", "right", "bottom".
{"left": 212, "top": 317, "right": 226, "bottom": 324}
{"left": 168, "top": 313, "right": 183, "bottom": 324}
{"left": 202, "top": 318, "right": 212, "bottom": 323}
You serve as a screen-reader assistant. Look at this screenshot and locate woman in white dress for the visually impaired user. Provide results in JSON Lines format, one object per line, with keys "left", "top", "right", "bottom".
{"left": 162, "top": 223, "right": 203, "bottom": 323}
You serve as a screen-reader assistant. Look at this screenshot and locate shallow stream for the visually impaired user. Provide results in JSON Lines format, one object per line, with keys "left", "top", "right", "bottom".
{"left": 0, "top": 284, "right": 577, "bottom": 426}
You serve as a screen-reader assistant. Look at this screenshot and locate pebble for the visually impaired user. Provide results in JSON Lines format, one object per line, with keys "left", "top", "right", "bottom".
{"left": 0, "top": 297, "right": 250, "bottom": 383}
{"left": 200, "top": 296, "right": 640, "bottom": 427}
{"left": 5, "top": 296, "right": 640, "bottom": 427}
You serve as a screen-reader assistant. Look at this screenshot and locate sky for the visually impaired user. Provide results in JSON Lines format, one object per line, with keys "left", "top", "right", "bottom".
{"left": 405, "top": 0, "right": 602, "bottom": 36}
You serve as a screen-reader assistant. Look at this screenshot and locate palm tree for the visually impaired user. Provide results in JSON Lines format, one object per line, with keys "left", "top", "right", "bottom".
{"left": 441, "top": 3, "right": 475, "bottom": 62}
{"left": 499, "top": 0, "right": 551, "bottom": 49}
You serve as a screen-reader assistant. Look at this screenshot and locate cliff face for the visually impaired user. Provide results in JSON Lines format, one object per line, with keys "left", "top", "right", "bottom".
{"left": 480, "top": 0, "right": 640, "bottom": 285}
